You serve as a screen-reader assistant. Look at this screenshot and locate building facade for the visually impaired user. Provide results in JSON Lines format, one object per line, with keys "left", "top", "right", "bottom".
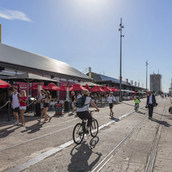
{"left": 150, "top": 73, "right": 162, "bottom": 93}
{"left": 88, "top": 72, "right": 145, "bottom": 92}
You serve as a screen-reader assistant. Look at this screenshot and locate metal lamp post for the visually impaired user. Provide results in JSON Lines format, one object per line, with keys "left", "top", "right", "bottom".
{"left": 119, "top": 18, "right": 124, "bottom": 102}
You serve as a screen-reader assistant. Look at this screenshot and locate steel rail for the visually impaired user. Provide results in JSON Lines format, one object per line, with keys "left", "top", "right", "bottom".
{"left": 91, "top": 115, "right": 147, "bottom": 172}
{"left": 144, "top": 103, "right": 166, "bottom": 172}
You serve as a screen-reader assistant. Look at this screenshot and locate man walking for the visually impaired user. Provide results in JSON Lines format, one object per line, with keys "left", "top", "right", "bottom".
{"left": 146, "top": 91, "right": 157, "bottom": 119}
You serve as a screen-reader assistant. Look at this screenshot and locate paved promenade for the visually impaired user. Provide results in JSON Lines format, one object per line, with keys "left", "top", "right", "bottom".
{"left": 0, "top": 97, "right": 171, "bottom": 172}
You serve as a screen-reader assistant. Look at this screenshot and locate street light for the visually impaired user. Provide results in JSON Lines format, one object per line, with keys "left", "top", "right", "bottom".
{"left": 119, "top": 18, "right": 124, "bottom": 102}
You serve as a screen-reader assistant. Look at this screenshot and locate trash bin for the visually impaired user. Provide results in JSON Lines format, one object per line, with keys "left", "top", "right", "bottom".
{"left": 55, "top": 103, "right": 63, "bottom": 115}
{"left": 64, "top": 101, "right": 69, "bottom": 112}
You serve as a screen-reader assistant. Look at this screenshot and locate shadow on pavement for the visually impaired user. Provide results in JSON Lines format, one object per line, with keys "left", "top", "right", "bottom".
{"left": 51, "top": 114, "right": 64, "bottom": 118}
{"left": 142, "top": 108, "right": 172, "bottom": 118}
{"left": 0, "top": 115, "right": 41, "bottom": 128}
{"left": 153, "top": 111, "right": 172, "bottom": 117}
{"left": 21, "top": 122, "right": 44, "bottom": 134}
{"left": 168, "top": 117, "right": 172, "bottom": 120}
{"left": 110, "top": 116, "right": 119, "bottom": 122}
{"left": 150, "top": 118, "right": 171, "bottom": 127}
{"left": 136, "top": 111, "right": 146, "bottom": 115}
{"left": 0, "top": 125, "right": 20, "bottom": 138}
{"left": 68, "top": 140, "right": 102, "bottom": 172}
{"left": 68, "top": 112, "right": 75, "bottom": 116}
{"left": 89, "top": 136, "right": 99, "bottom": 149}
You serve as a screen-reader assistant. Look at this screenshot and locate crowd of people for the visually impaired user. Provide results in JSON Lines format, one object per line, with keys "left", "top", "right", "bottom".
{"left": 10, "top": 85, "right": 158, "bottom": 128}
{"left": 11, "top": 87, "right": 54, "bottom": 126}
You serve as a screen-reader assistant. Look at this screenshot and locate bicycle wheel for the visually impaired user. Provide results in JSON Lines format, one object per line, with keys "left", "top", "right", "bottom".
{"left": 90, "top": 119, "right": 99, "bottom": 138}
{"left": 73, "top": 123, "right": 84, "bottom": 145}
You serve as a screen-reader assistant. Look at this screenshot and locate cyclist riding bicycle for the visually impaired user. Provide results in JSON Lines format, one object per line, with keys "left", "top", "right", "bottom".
{"left": 76, "top": 90, "right": 99, "bottom": 133}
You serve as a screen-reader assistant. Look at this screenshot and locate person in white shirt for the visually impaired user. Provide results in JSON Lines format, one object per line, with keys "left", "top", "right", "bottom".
{"left": 76, "top": 90, "right": 99, "bottom": 133}
{"left": 107, "top": 92, "right": 115, "bottom": 117}
{"left": 11, "top": 87, "right": 20, "bottom": 125}
{"left": 76, "top": 92, "right": 82, "bottom": 100}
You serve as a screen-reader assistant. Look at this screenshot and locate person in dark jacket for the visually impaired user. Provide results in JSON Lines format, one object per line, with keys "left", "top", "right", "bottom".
{"left": 146, "top": 91, "right": 157, "bottom": 119}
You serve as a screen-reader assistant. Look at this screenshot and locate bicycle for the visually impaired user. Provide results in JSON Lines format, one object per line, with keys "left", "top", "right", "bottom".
{"left": 135, "top": 104, "right": 139, "bottom": 111}
{"left": 73, "top": 110, "right": 99, "bottom": 145}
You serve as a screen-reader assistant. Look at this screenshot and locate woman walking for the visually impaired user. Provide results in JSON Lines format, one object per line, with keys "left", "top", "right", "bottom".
{"left": 19, "top": 90, "right": 27, "bottom": 126}
{"left": 37, "top": 90, "right": 46, "bottom": 123}
{"left": 11, "top": 87, "right": 20, "bottom": 125}
{"left": 42, "top": 91, "right": 52, "bottom": 122}
{"left": 71, "top": 91, "right": 76, "bottom": 114}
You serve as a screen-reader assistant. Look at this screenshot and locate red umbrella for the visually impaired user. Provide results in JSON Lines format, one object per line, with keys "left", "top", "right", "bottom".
{"left": 85, "top": 84, "right": 90, "bottom": 91}
{"left": 42, "top": 83, "right": 57, "bottom": 90}
{"left": 90, "top": 86, "right": 105, "bottom": 92}
{"left": 0, "top": 79, "right": 11, "bottom": 88}
{"left": 42, "top": 85, "right": 48, "bottom": 90}
{"left": 69, "top": 83, "right": 87, "bottom": 91}
{"left": 59, "top": 85, "right": 67, "bottom": 91}
{"left": 30, "top": 84, "right": 43, "bottom": 90}
{"left": 110, "top": 87, "right": 119, "bottom": 92}
{"left": 132, "top": 91, "right": 137, "bottom": 95}
{"left": 51, "top": 86, "right": 61, "bottom": 91}
{"left": 102, "top": 86, "right": 112, "bottom": 92}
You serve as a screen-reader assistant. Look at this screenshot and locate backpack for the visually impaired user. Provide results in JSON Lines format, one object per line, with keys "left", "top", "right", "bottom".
{"left": 75, "top": 96, "right": 87, "bottom": 108}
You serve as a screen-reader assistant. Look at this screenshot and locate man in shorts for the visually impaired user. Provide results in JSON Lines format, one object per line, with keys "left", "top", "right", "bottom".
{"left": 11, "top": 87, "right": 20, "bottom": 125}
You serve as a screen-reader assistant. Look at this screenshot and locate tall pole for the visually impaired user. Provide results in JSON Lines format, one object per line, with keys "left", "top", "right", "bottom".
{"left": 119, "top": 18, "right": 124, "bottom": 102}
{"left": 146, "top": 61, "right": 148, "bottom": 90}
{"left": 0, "top": 24, "right": 1, "bottom": 43}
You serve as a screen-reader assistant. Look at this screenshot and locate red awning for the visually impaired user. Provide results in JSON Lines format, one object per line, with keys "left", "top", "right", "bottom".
{"left": 0, "top": 79, "right": 11, "bottom": 88}
{"left": 69, "top": 83, "right": 87, "bottom": 91}
{"left": 90, "top": 86, "right": 105, "bottom": 92}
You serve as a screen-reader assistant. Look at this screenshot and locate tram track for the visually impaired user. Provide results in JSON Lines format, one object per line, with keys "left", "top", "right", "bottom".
{"left": 91, "top": 99, "right": 166, "bottom": 172}
{"left": 144, "top": 103, "right": 166, "bottom": 172}
{"left": 91, "top": 114, "right": 147, "bottom": 172}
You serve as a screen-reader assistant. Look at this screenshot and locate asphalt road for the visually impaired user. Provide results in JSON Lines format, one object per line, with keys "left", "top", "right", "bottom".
{"left": 0, "top": 96, "right": 172, "bottom": 172}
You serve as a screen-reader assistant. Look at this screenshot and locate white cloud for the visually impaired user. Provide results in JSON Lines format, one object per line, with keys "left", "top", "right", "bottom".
{"left": 0, "top": 9, "right": 31, "bottom": 22}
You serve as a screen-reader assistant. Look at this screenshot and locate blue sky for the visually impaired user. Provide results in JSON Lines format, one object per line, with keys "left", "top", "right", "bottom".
{"left": 0, "top": 0, "right": 172, "bottom": 91}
